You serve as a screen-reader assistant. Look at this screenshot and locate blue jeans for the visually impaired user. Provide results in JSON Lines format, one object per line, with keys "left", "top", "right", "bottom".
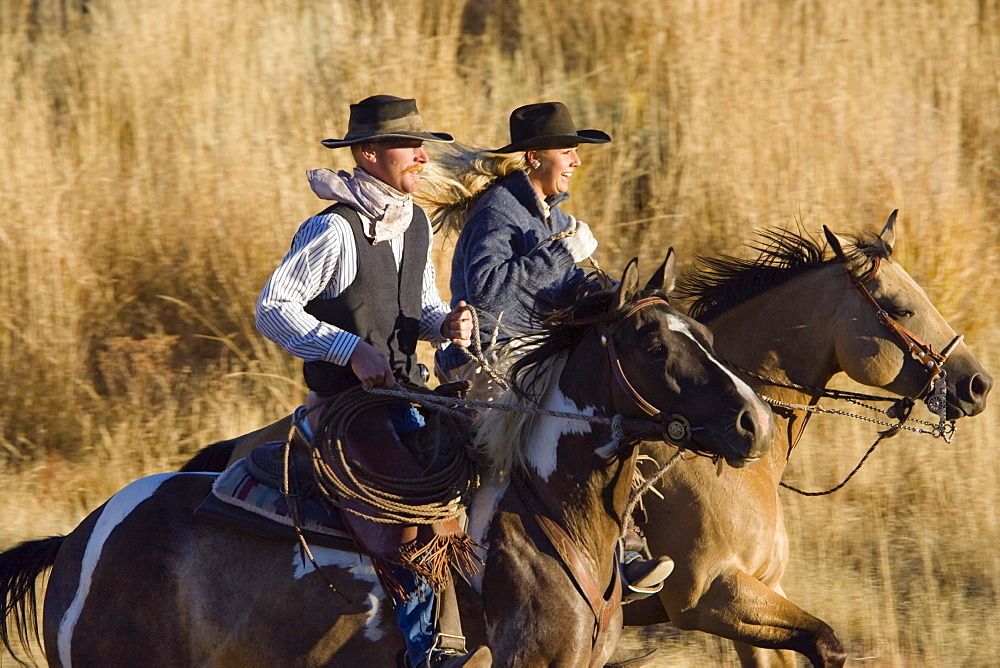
{"left": 389, "top": 565, "right": 437, "bottom": 667}
{"left": 364, "top": 403, "right": 434, "bottom": 665}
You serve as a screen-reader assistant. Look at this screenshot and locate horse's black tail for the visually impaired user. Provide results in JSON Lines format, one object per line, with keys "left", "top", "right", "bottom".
{"left": 179, "top": 440, "right": 236, "bottom": 473}
{"left": 0, "top": 535, "right": 63, "bottom": 664}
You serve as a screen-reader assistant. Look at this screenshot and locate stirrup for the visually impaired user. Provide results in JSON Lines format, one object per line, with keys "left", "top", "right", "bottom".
{"left": 426, "top": 632, "right": 468, "bottom": 661}
{"left": 401, "top": 633, "right": 471, "bottom": 667}
{"left": 426, "top": 644, "right": 492, "bottom": 668}
{"left": 622, "top": 525, "right": 647, "bottom": 553}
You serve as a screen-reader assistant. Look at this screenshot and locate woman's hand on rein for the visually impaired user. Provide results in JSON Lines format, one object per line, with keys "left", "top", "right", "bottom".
{"left": 443, "top": 300, "right": 474, "bottom": 348}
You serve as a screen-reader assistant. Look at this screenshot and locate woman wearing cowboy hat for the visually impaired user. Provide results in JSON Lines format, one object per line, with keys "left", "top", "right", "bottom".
{"left": 424, "top": 102, "right": 674, "bottom": 605}
{"left": 429, "top": 101, "right": 608, "bottom": 395}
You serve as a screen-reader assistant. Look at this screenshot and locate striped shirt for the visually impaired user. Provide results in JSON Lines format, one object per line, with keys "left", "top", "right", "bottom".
{"left": 256, "top": 208, "right": 450, "bottom": 367}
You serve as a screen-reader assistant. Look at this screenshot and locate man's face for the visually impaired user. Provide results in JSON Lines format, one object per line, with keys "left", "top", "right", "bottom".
{"left": 358, "top": 140, "right": 428, "bottom": 194}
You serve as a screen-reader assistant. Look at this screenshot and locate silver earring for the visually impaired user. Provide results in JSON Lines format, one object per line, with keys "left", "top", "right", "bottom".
{"left": 530, "top": 160, "right": 541, "bottom": 170}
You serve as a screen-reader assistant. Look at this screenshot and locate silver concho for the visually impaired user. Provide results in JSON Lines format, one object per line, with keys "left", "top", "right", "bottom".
{"left": 666, "top": 420, "right": 688, "bottom": 443}
{"left": 925, "top": 374, "right": 948, "bottom": 417}
{"left": 925, "top": 393, "right": 947, "bottom": 416}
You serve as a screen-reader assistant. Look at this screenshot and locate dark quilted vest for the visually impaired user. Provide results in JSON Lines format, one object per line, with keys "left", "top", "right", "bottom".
{"left": 303, "top": 203, "right": 428, "bottom": 395}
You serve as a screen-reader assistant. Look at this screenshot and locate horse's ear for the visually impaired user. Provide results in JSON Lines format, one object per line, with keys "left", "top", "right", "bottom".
{"left": 879, "top": 210, "right": 897, "bottom": 254}
{"left": 615, "top": 258, "right": 640, "bottom": 310}
{"left": 644, "top": 248, "right": 677, "bottom": 294}
{"left": 823, "top": 225, "right": 849, "bottom": 262}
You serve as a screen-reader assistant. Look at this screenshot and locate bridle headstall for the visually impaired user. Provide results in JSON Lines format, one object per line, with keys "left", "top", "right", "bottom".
{"left": 847, "top": 257, "right": 963, "bottom": 421}
{"left": 597, "top": 296, "right": 692, "bottom": 446}
{"left": 749, "top": 258, "right": 966, "bottom": 496}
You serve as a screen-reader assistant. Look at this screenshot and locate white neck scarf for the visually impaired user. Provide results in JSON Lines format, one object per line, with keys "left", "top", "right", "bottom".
{"left": 306, "top": 167, "right": 414, "bottom": 244}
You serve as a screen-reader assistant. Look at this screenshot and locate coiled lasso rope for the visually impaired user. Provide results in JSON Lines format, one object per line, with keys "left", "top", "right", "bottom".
{"left": 309, "top": 386, "right": 478, "bottom": 525}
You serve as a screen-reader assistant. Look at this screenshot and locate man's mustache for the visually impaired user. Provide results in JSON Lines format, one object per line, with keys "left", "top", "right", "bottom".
{"left": 403, "top": 164, "right": 424, "bottom": 175}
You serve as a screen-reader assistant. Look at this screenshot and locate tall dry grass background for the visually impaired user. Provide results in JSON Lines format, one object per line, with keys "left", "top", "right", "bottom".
{"left": 1, "top": 0, "right": 998, "bottom": 665}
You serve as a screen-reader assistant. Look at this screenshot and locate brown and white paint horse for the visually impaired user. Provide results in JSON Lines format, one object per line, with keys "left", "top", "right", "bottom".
{"left": 622, "top": 217, "right": 992, "bottom": 667}
{"left": 464, "top": 253, "right": 772, "bottom": 666}
{"left": 0, "top": 255, "right": 773, "bottom": 667}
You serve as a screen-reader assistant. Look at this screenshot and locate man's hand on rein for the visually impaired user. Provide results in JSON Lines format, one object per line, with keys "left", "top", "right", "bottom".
{"left": 349, "top": 340, "right": 395, "bottom": 389}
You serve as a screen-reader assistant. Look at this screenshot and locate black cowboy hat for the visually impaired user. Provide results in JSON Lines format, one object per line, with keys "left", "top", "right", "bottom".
{"left": 493, "top": 101, "right": 611, "bottom": 153}
{"left": 320, "top": 95, "right": 454, "bottom": 148}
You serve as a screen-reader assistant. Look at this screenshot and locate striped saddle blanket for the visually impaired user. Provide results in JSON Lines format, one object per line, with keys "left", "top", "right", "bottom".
{"left": 195, "top": 440, "right": 355, "bottom": 550}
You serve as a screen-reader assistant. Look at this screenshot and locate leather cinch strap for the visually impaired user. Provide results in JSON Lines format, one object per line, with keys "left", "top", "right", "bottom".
{"left": 517, "top": 479, "right": 622, "bottom": 666}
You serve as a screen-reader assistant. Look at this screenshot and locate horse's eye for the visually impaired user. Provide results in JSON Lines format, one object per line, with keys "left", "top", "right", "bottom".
{"left": 648, "top": 343, "right": 667, "bottom": 357}
{"left": 892, "top": 308, "right": 914, "bottom": 319}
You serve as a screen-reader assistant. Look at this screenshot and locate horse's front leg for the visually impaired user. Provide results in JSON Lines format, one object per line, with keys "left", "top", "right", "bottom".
{"left": 659, "top": 569, "right": 846, "bottom": 668}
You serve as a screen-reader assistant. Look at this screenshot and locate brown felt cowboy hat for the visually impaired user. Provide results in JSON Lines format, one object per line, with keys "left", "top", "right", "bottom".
{"left": 493, "top": 101, "right": 611, "bottom": 153}
{"left": 320, "top": 95, "right": 454, "bottom": 148}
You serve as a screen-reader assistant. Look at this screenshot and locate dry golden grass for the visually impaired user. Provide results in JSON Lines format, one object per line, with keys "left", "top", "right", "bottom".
{"left": 1, "top": 0, "right": 997, "bottom": 665}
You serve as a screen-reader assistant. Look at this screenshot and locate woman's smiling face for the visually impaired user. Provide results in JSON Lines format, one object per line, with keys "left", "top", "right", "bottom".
{"left": 527, "top": 146, "right": 581, "bottom": 197}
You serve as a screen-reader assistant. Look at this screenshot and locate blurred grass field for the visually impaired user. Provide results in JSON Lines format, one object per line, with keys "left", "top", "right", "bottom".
{"left": 1, "top": 0, "right": 998, "bottom": 665}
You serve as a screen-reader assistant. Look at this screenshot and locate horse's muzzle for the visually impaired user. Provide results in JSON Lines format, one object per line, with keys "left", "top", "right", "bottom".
{"left": 948, "top": 369, "right": 992, "bottom": 418}
{"left": 736, "top": 399, "right": 775, "bottom": 461}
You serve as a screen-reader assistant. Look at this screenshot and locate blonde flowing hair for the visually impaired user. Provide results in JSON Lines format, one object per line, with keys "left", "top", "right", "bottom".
{"left": 417, "top": 143, "right": 528, "bottom": 238}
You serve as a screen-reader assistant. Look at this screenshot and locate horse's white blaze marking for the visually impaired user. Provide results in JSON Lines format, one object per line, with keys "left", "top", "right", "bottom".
{"left": 666, "top": 313, "right": 761, "bottom": 405}
{"left": 464, "top": 481, "right": 508, "bottom": 594}
{"left": 291, "top": 545, "right": 386, "bottom": 640}
{"left": 526, "top": 385, "right": 595, "bottom": 481}
{"left": 58, "top": 472, "right": 186, "bottom": 667}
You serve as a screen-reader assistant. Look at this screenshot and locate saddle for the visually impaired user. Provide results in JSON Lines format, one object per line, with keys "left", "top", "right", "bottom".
{"left": 196, "top": 393, "right": 482, "bottom": 602}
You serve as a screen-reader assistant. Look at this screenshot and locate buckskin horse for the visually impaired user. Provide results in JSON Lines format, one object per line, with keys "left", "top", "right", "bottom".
{"left": 621, "top": 215, "right": 992, "bottom": 667}
{"left": 0, "top": 254, "right": 773, "bottom": 667}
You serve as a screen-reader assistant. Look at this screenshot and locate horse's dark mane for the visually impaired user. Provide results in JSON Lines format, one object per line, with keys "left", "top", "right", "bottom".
{"left": 674, "top": 228, "right": 891, "bottom": 323}
{"left": 507, "top": 280, "right": 667, "bottom": 401}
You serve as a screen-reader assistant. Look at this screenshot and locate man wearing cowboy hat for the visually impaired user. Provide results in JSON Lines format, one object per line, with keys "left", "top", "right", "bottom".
{"left": 256, "top": 95, "right": 488, "bottom": 668}
{"left": 258, "top": 94, "right": 474, "bottom": 396}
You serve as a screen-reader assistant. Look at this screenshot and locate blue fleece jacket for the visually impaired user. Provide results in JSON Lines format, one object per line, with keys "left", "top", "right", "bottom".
{"left": 436, "top": 170, "right": 588, "bottom": 371}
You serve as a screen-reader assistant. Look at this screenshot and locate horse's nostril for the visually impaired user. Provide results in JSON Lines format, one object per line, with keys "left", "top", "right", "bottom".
{"left": 738, "top": 409, "right": 757, "bottom": 437}
{"left": 967, "top": 373, "right": 993, "bottom": 403}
